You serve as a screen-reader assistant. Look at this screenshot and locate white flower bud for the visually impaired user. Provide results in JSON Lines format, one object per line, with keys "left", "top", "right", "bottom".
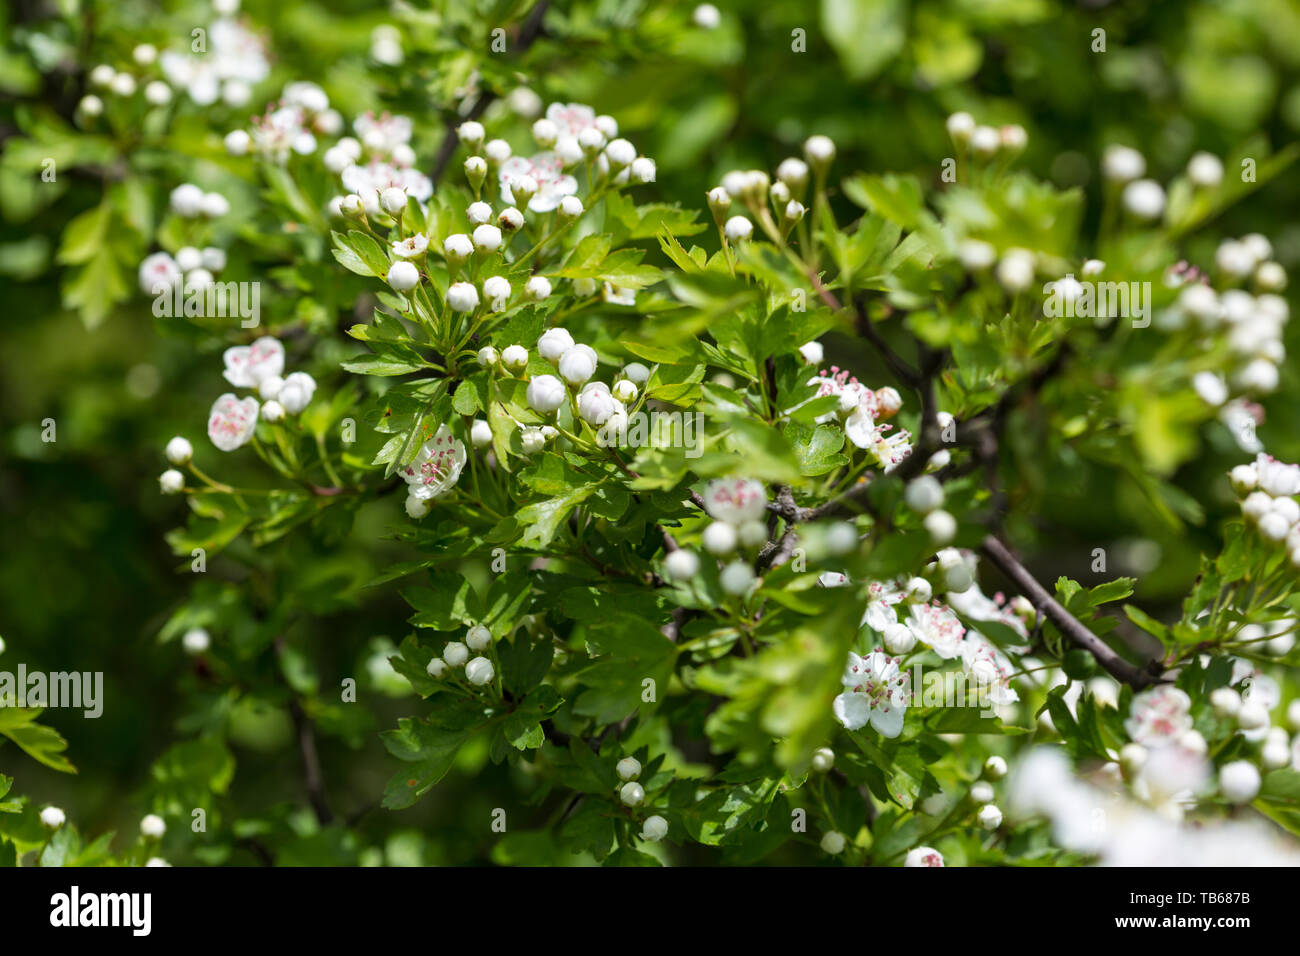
{"left": 444, "top": 234, "right": 474, "bottom": 264}
{"left": 905, "top": 576, "right": 932, "bottom": 604}
{"left": 499, "top": 207, "right": 524, "bottom": 231}
{"left": 447, "top": 281, "right": 480, "bottom": 313}
{"left": 970, "top": 125, "right": 1000, "bottom": 157}
{"left": 558, "top": 195, "right": 584, "bottom": 220}
{"left": 737, "top": 520, "right": 768, "bottom": 549}
{"left": 471, "top": 419, "right": 492, "bottom": 448}
{"left": 702, "top": 521, "right": 738, "bottom": 555}
{"left": 558, "top": 345, "right": 597, "bottom": 385}
{"left": 811, "top": 747, "right": 834, "bottom": 773}
{"left": 946, "top": 112, "right": 975, "bottom": 143}
{"left": 484, "top": 139, "right": 512, "bottom": 164}
{"left": 340, "top": 194, "right": 365, "bottom": 218}
{"left": 260, "top": 400, "right": 285, "bottom": 423}
{"left": 904, "top": 476, "right": 944, "bottom": 514}
{"left": 1219, "top": 760, "right": 1261, "bottom": 804}
{"left": 199, "top": 192, "right": 229, "bottom": 219}
{"left": 182, "top": 628, "right": 210, "bottom": 654}
{"left": 996, "top": 248, "right": 1036, "bottom": 291}
{"left": 619, "top": 781, "right": 645, "bottom": 806}
{"left": 225, "top": 130, "right": 251, "bottom": 156}
{"left": 538, "top": 327, "right": 575, "bottom": 362}
{"left": 903, "top": 846, "right": 943, "bottom": 867}
{"left": 1122, "top": 179, "right": 1165, "bottom": 220}
{"left": 456, "top": 121, "right": 485, "bottom": 150}
{"left": 999, "top": 125, "right": 1027, "bottom": 152}
{"left": 380, "top": 187, "right": 407, "bottom": 215}
{"left": 465, "top": 656, "right": 495, "bottom": 686}
{"left": 442, "top": 642, "right": 469, "bottom": 667}
{"left": 882, "top": 622, "right": 916, "bottom": 655}
{"left": 1210, "top": 687, "right": 1242, "bottom": 718}
{"left": 719, "top": 560, "right": 755, "bottom": 596}
{"left": 617, "top": 756, "right": 642, "bottom": 780}
{"left": 404, "top": 494, "right": 429, "bottom": 519}
{"left": 141, "top": 814, "right": 166, "bottom": 839}
{"left": 923, "top": 509, "right": 957, "bottom": 545}
{"left": 41, "top": 807, "right": 66, "bottom": 829}
{"left": 576, "top": 382, "right": 618, "bottom": 425}
{"left": 426, "top": 657, "right": 447, "bottom": 677}
{"left": 520, "top": 426, "right": 546, "bottom": 455}
{"left": 387, "top": 261, "right": 420, "bottom": 292}
{"left": 165, "top": 436, "right": 193, "bottom": 465}
{"left": 984, "top": 755, "right": 1008, "bottom": 779}
{"left": 89, "top": 64, "right": 115, "bottom": 87}
{"left": 501, "top": 345, "right": 529, "bottom": 371}
{"left": 1103, "top": 144, "right": 1146, "bottom": 182}
{"left": 630, "top": 157, "right": 656, "bottom": 183}
{"left": 977, "top": 804, "right": 1002, "bottom": 830}
{"left": 1256, "top": 261, "right": 1287, "bottom": 292}
{"left": 820, "top": 831, "right": 846, "bottom": 854}
{"left": 1187, "top": 152, "right": 1223, "bottom": 188}
{"left": 803, "top": 134, "right": 835, "bottom": 170}
{"left": 524, "top": 276, "right": 552, "bottom": 301}
{"left": 466, "top": 625, "right": 492, "bottom": 651}
{"left": 1237, "top": 699, "right": 1270, "bottom": 730}
{"left": 640, "top": 814, "right": 668, "bottom": 842}
{"left": 109, "top": 72, "right": 136, "bottom": 97}
{"left": 724, "top": 216, "right": 753, "bottom": 241}
{"left": 467, "top": 202, "right": 493, "bottom": 225}
{"left": 476, "top": 346, "right": 500, "bottom": 368}
{"left": 145, "top": 81, "right": 172, "bottom": 106}
{"left": 78, "top": 94, "right": 104, "bottom": 118}
{"left": 532, "top": 118, "right": 559, "bottom": 148}
{"left": 526, "top": 374, "right": 567, "bottom": 414}
{"left": 605, "top": 138, "right": 636, "bottom": 169}
{"left": 971, "top": 780, "right": 995, "bottom": 804}
{"left": 664, "top": 548, "right": 700, "bottom": 581}
{"left": 159, "top": 469, "right": 185, "bottom": 494}
{"left": 170, "top": 183, "right": 204, "bottom": 218}
{"left": 472, "top": 224, "right": 503, "bottom": 252}
{"left": 483, "top": 275, "right": 511, "bottom": 311}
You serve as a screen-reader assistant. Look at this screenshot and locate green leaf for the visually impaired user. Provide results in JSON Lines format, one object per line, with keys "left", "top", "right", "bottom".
{"left": 0, "top": 709, "right": 76, "bottom": 774}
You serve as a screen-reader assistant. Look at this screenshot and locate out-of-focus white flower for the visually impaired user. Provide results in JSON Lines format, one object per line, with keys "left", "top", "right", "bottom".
{"left": 207, "top": 394, "right": 259, "bottom": 451}
{"left": 1103, "top": 145, "right": 1145, "bottom": 182}
{"left": 903, "top": 846, "right": 943, "bottom": 867}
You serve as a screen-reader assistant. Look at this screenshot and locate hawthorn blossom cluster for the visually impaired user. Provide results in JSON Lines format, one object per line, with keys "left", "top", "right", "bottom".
{"left": 661, "top": 479, "right": 772, "bottom": 596}
{"left": 802, "top": 363, "right": 911, "bottom": 472}
{"left": 702, "top": 136, "right": 832, "bottom": 248}
{"left": 425, "top": 623, "right": 495, "bottom": 688}
{"left": 158, "top": 3, "right": 269, "bottom": 108}
{"left": 137, "top": 244, "right": 228, "bottom": 296}
{"left": 225, "top": 82, "right": 343, "bottom": 162}
{"left": 1232, "top": 453, "right": 1300, "bottom": 565}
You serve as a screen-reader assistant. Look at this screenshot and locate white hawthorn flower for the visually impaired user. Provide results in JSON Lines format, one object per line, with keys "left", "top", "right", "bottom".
{"left": 520, "top": 426, "right": 546, "bottom": 455}
{"left": 141, "top": 814, "right": 166, "bottom": 839}
{"left": 906, "top": 603, "right": 966, "bottom": 659}
{"left": 1125, "top": 686, "right": 1193, "bottom": 747}
{"left": 380, "top": 186, "right": 408, "bottom": 215}
{"left": 527, "top": 374, "right": 567, "bottom": 414}
{"left": 443, "top": 642, "right": 469, "bottom": 667}
{"left": 702, "top": 479, "right": 768, "bottom": 525}
{"left": 208, "top": 394, "right": 259, "bottom": 451}
{"left": 465, "top": 656, "right": 495, "bottom": 686}
{"left": 498, "top": 207, "right": 524, "bottom": 232}
{"left": 139, "top": 252, "right": 181, "bottom": 295}
{"left": 145, "top": 81, "right": 172, "bottom": 106}
{"left": 400, "top": 425, "right": 467, "bottom": 500}
{"left": 41, "top": 807, "right": 66, "bottom": 829}
{"left": 1256, "top": 261, "right": 1287, "bottom": 291}
{"left": 278, "top": 373, "right": 316, "bottom": 414}
{"left": 223, "top": 336, "right": 284, "bottom": 389}
{"left": 392, "top": 235, "right": 428, "bottom": 259}
{"left": 159, "top": 469, "right": 185, "bottom": 494}
{"left": 472, "top": 224, "right": 503, "bottom": 252}
{"left": 903, "top": 846, "right": 944, "bottom": 867}
{"left": 225, "top": 129, "right": 251, "bottom": 156}
{"left": 834, "top": 650, "right": 909, "bottom": 737}
{"left": 558, "top": 345, "right": 597, "bottom": 385}
{"left": 447, "top": 281, "right": 480, "bottom": 313}
{"left": 538, "top": 327, "right": 575, "bottom": 362}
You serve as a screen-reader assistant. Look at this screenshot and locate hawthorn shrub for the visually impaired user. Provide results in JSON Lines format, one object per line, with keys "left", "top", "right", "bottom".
{"left": 2, "top": 0, "right": 1300, "bottom": 867}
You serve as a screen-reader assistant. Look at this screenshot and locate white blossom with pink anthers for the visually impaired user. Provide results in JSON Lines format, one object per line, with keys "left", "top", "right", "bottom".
{"left": 223, "top": 336, "right": 285, "bottom": 389}
{"left": 139, "top": 252, "right": 181, "bottom": 295}
{"left": 207, "top": 394, "right": 259, "bottom": 452}
{"left": 248, "top": 104, "right": 317, "bottom": 162}
{"left": 499, "top": 153, "right": 579, "bottom": 213}
{"left": 701, "top": 478, "right": 768, "bottom": 526}
{"left": 160, "top": 18, "right": 269, "bottom": 107}
{"left": 401, "top": 425, "right": 467, "bottom": 501}
{"left": 1124, "top": 686, "right": 1193, "bottom": 747}
{"left": 905, "top": 602, "right": 967, "bottom": 659}
{"left": 834, "top": 649, "right": 910, "bottom": 737}
{"left": 862, "top": 580, "right": 908, "bottom": 633}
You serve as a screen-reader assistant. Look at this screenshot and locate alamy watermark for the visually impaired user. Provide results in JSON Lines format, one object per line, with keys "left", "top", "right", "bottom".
{"left": 0, "top": 664, "right": 103, "bottom": 718}
{"left": 1043, "top": 275, "right": 1151, "bottom": 328}
{"left": 152, "top": 280, "right": 260, "bottom": 327}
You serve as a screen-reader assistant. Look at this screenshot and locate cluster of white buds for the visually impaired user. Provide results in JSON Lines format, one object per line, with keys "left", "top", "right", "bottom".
{"left": 137, "top": 243, "right": 228, "bottom": 297}
{"left": 1233, "top": 454, "right": 1300, "bottom": 566}
{"left": 707, "top": 136, "right": 831, "bottom": 246}
{"left": 426, "top": 632, "right": 495, "bottom": 688}
{"left": 168, "top": 183, "right": 229, "bottom": 220}
{"left": 1097, "top": 144, "right": 1167, "bottom": 220}
{"left": 945, "top": 112, "right": 1026, "bottom": 160}
{"left": 80, "top": 51, "right": 178, "bottom": 119}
